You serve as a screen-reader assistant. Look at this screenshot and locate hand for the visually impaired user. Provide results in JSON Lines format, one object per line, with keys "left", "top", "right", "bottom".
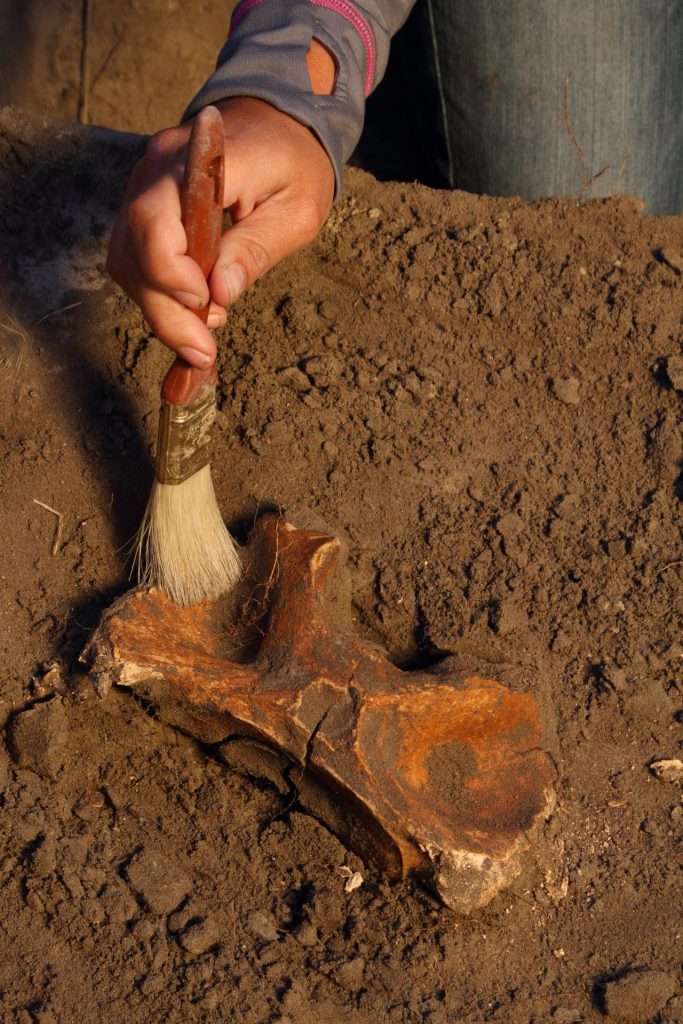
{"left": 107, "top": 97, "right": 335, "bottom": 368}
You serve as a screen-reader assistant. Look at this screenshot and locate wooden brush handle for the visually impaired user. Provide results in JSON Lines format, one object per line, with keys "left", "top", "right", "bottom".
{"left": 162, "top": 105, "right": 225, "bottom": 406}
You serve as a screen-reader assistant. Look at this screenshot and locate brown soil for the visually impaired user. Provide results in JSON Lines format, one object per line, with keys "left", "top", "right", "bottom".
{"left": 0, "top": 5, "right": 681, "bottom": 1023}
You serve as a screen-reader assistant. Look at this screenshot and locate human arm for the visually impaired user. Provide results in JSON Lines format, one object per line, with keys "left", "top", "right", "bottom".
{"left": 107, "top": 1, "right": 416, "bottom": 367}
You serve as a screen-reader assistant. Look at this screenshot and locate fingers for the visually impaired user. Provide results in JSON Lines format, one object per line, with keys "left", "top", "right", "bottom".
{"left": 136, "top": 281, "right": 218, "bottom": 369}
{"left": 207, "top": 302, "right": 227, "bottom": 330}
{"left": 108, "top": 129, "right": 219, "bottom": 366}
{"left": 107, "top": 99, "right": 335, "bottom": 366}
{"left": 205, "top": 98, "right": 334, "bottom": 308}
{"left": 126, "top": 174, "right": 210, "bottom": 308}
{"left": 208, "top": 191, "right": 331, "bottom": 308}
{"left": 112, "top": 146, "right": 210, "bottom": 309}
{"left": 108, "top": 223, "right": 218, "bottom": 368}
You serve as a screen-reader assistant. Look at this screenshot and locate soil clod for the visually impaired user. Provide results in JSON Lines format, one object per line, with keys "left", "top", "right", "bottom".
{"left": 599, "top": 968, "right": 677, "bottom": 1021}
{"left": 7, "top": 699, "right": 68, "bottom": 777}
{"left": 125, "top": 848, "right": 192, "bottom": 915}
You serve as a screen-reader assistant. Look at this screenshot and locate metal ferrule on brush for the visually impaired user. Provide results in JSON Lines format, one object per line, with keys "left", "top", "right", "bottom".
{"left": 155, "top": 385, "right": 216, "bottom": 485}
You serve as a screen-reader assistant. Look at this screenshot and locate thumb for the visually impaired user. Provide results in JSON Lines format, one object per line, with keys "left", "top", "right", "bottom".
{"left": 208, "top": 193, "right": 326, "bottom": 307}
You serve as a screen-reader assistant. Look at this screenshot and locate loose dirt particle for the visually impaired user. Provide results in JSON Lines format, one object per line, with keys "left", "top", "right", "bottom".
{"left": 551, "top": 376, "right": 581, "bottom": 405}
{"left": 247, "top": 910, "right": 280, "bottom": 942}
{"left": 664, "top": 354, "right": 683, "bottom": 390}
{"left": 337, "top": 956, "right": 366, "bottom": 990}
{"left": 8, "top": 699, "right": 68, "bottom": 777}
{"left": 178, "top": 915, "right": 220, "bottom": 956}
{"left": 125, "top": 848, "right": 191, "bottom": 915}
{"left": 649, "top": 758, "right": 683, "bottom": 784}
{"left": 600, "top": 969, "right": 677, "bottom": 1021}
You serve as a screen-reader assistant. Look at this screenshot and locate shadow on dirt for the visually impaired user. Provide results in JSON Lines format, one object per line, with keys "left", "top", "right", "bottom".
{"left": 0, "top": 108, "right": 158, "bottom": 666}
{"left": 0, "top": 109, "right": 149, "bottom": 548}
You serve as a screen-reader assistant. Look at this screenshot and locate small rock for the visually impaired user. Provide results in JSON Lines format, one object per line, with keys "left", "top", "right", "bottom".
{"left": 31, "top": 835, "right": 57, "bottom": 877}
{"left": 130, "top": 918, "right": 157, "bottom": 942}
{"left": 178, "top": 916, "right": 220, "bottom": 956}
{"left": 25, "top": 890, "right": 45, "bottom": 913}
{"left": 496, "top": 512, "right": 523, "bottom": 540}
{"left": 605, "top": 538, "right": 628, "bottom": 558}
{"left": 551, "top": 377, "right": 581, "bottom": 405}
{"left": 126, "top": 848, "right": 191, "bottom": 915}
{"left": 339, "top": 866, "right": 364, "bottom": 892}
{"left": 554, "top": 492, "right": 580, "bottom": 519}
{"left": 600, "top": 969, "right": 677, "bottom": 1020}
{"left": 60, "top": 869, "right": 85, "bottom": 899}
{"left": 649, "top": 758, "right": 683, "bottom": 784}
{"left": 168, "top": 896, "right": 218, "bottom": 941}
{"left": 257, "top": 943, "right": 282, "bottom": 968}
{"left": 293, "top": 921, "right": 319, "bottom": 947}
{"left": 73, "top": 790, "right": 106, "bottom": 821}
{"left": 344, "top": 871, "right": 364, "bottom": 893}
{"left": 139, "top": 972, "right": 166, "bottom": 997}
{"left": 31, "top": 662, "right": 67, "bottom": 697}
{"left": 337, "top": 956, "right": 365, "bottom": 990}
{"left": 302, "top": 354, "right": 342, "bottom": 390}
{"left": 199, "top": 991, "right": 220, "bottom": 1012}
{"left": 600, "top": 664, "right": 628, "bottom": 693}
{"left": 664, "top": 354, "right": 683, "bottom": 391}
{"left": 300, "top": 390, "right": 321, "bottom": 408}
{"left": 404, "top": 370, "right": 423, "bottom": 399}
{"left": 99, "top": 878, "right": 139, "bottom": 925}
{"left": 8, "top": 699, "right": 68, "bottom": 777}
{"left": 167, "top": 904, "right": 193, "bottom": 933}
{"left": 318, "top": 300, "right": 337, "bottom": 320}
{"left": 243, "top": 427, "right": 262, "bottom": 453}
{"left": 368, "top": 207, "right": 381, "bottom": 219}
{"left": 247, "top": 910, "right": 280, "bottom": 942}
{"left": 277, "top": 366, "right": 310, "bottom": 392}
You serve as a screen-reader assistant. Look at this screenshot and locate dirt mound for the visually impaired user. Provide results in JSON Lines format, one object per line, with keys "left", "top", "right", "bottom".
{"left": 0, "top": 107, "right": 681, "bottom": 1023}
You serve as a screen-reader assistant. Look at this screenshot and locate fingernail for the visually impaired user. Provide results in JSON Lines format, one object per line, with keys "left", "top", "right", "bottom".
{"left": 178, "top": 346, "right": 211, "bottom": 368}
{"left": 207, "top": 311, "right": 224, "bottom": 329}
{"left": 171, "top": 289, "right": 206, "bottom": 309}
{"left": 223, "top": 264, "right": 247, "bottom": 304}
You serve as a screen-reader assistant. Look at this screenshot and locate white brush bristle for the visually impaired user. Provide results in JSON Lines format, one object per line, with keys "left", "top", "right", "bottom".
{"left": 134, "top": 464, "right": 241, "bottom": 607}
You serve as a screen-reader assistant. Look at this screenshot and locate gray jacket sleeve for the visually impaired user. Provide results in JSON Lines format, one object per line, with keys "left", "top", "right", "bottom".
{"left": 183, "top": 0, "right": 416, "bottom": 198}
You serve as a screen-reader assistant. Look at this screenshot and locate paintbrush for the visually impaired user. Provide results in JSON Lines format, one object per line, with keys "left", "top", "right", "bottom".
{"left": 134, "top": 105, "right": 241, "bottom": 606}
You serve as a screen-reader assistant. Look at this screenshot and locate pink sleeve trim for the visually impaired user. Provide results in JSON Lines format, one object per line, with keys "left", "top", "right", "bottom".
{"left": 229, "top": 0, "right": 376, "bottom": 97}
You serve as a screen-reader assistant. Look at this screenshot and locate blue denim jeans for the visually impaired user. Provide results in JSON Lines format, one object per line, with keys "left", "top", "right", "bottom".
{"left": 360, "top": 0, "right": 682, "bottom": 214}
